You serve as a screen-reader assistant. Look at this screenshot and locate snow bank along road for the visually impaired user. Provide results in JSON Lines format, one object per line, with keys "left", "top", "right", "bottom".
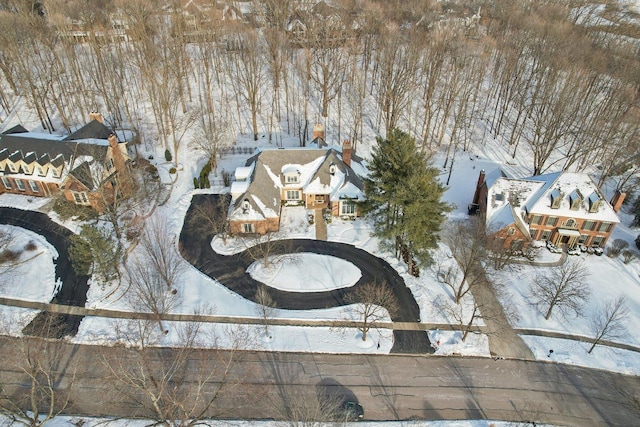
{"left": 179, "top": 194, "right": 432, "bottom": 354}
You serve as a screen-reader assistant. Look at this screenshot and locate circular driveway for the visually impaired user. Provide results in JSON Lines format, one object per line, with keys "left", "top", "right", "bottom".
{"left": 0, "top": 207, "right": 88, "bottom": 337}
{"left": 179, "top": 194, "right": 432, "bottom": 354}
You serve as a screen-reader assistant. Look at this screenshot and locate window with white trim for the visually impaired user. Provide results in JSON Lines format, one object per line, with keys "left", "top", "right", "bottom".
{"left": 286, "top": 190, "right": 301, "bottom": 200}
{"left": 37, "top": 166, "right": 45, "bottom": 176}
{"left": 72, "top": 191, "right": 89, "bottom": 205}
{"left": 285, "top": 174, "right": 299, "bottom": 184}
{"left": 341, "top": 201, "right": 356, "bottom": 215}
{"left": 28, "top": 180, "right": 39, "bottom": 193}
{"left": 242, "top": 223, "right": 254, "bottom": 233}
{"left": 582, "top": 220, "right": 596, "bottom": 231}
{"left": 1, "top": 177, "right": 11, "bottom": 189}
{"left": 591, "top": 236, "right": 604, "bottom": 247}
{"left": 14, "top": 179, "right": 25, "bottom": 191}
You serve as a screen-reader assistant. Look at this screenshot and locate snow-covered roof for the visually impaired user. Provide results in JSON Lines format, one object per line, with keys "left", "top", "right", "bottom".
{"left": 485, "top": 171, "right": 620, "bottom": 231}
{"left": 229, "top": 147, "right": 365, "bottom": 221}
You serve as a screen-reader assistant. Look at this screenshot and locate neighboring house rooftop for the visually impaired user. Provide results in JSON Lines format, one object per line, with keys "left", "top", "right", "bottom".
{"left": 485, "top": 171, "right": 620, "bottom": 229}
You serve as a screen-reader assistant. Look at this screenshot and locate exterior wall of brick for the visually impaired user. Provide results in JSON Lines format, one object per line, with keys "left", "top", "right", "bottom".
{"left": 526, "top": 212, "right": 615, "bottom": 248}
{"left": 0, "top": 176, "right": 58, "bottom": 198}
{"left": 229, "top": 217, "right": 280, "bottom": 235}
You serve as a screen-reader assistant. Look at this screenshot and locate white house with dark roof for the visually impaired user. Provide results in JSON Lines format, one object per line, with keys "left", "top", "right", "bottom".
{"left": 472, "top": 169, "right": 623, "bottom": 250}
{"left": 228, "top": 141, "right": 365, "bottom": 235}
{"left": 0, "top": 113, "right": 131, "bottom": 211}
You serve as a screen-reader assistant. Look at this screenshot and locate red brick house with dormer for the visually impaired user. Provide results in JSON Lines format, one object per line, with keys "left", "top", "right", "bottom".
{"left": 470, "top": 169, "right": 623, "bottom": 250}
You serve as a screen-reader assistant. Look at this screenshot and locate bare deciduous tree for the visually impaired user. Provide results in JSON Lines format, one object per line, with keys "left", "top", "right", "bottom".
{"left": 125, "top": 255, "right": 180, "bottom": 333}
{"left": 346, "top": 281, "right": 398, "bottom": 342}
{"left": 529, "top": 259, "right": 590, "bottom": 320}
{"left": 0, "top": 318, "right": 76, "bottom": 426}
{"left": 138, "top": 213, "right": 187, "bottom": 290}
{"left": 588, "top": 296, "right": 628, "bottom": 354}
{"left": 104, "top": 319, "right": 257, "bottom": 426}
{"left": 441, "top": 219, "right": 488, "bottom": 304}
{"left": 255, "top": 284, "right": 277, "bottom": 339}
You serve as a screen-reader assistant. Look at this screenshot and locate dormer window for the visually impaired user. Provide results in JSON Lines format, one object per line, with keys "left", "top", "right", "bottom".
{"left": 550, "top": 188, "right": 562, "bottom": 209}
{"left": 285, "top": 174, "right": 299, "bottom": 184}
{"left": 242, "top": 199, "right": 250, "bottom": 213}
{"left": 569, "top": 189, "right": 583, "bottom": 211}
{"left": 329, "top": 163, "right": 336, "bottom": 175}
{"left": 588, "top": 192, "right": 601, "bottom": 213}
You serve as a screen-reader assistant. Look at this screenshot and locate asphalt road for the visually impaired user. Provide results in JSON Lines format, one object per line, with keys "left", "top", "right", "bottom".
{"left": 179, "top": 194, "right": 432, "bottom": 354}
{"left": 0, "top": 207, "right": 88, "bottom": 337}
{"left": 1, "top": 335, "right": 638, "bottom": 426}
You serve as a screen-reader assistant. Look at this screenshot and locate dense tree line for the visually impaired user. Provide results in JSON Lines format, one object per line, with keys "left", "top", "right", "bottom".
{"left": 0, "top": 0, "right": 637, "bottom": 181}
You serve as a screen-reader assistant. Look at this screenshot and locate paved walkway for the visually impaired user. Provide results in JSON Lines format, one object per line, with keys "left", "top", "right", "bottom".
{"left": 314, "top": 208, "right": 327, "bottom": 240}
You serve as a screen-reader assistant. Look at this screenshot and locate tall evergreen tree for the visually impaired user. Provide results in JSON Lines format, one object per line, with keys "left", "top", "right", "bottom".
{"left": 362, "top": 128, "right": 450, "bottom": 273}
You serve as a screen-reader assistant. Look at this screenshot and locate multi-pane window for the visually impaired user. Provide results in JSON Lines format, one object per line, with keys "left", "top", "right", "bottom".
{"left": 545, "top": 216, "right": 558, "bottom": 226}
{"left": 578, "top": 234, "right": 588, "bottom": 244}
{"left": 1, "top": 177, "right": 11, "bottom": 189}
{"left": 591, "top": 236, "right": 604, "bottom": 247}
{"left": 72, "top": 191, "right": 89, "bottom": 205}
{"left": 37, "top": 166, "right": 45, "bottom": 176}
{"left": 530, "top": 215, "right": 542, "bottom": 225}
{"left": 598, "top": 222, "right": 612, "bottom": 233}
{"left": 242, "top": 223, "right": 254, "bottom": 233}
{"left": 541, "top": 230, "right": 551, "bottom": 240}
{"left": 28, "top": 180, "right": 39, "bottom": 193}
{"left": 286, "top": 190, "right": 301, "bottom": 200}
{"left": 285, "top": 174, "right": 299, "bottom": 184}
{"left": 341, "top": 201, "right": 356, "bottom": 215}
{"left": 582, "top": 220, "right": 596, "bottom": 231}
{"left": 529, "top": 229, "right": 538, "bottom": 239}
{"left": 14, "top": 179, "right": 25, "bottom": 191}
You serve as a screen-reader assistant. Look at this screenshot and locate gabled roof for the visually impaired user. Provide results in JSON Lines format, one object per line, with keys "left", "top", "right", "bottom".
{"left": 64, "top": 119, "right": 113, "bottom": 141}
{"left": 68, "top": 161, "right": 94, "bottom": 190}
{"left": 484, "top": 170, "right": 620, "bottom": 231}
{"left": 2, "top": 124, "right": 28, "bottom": 135}
{"left": 229, "top": 147, "right": 365, "bottom": 221}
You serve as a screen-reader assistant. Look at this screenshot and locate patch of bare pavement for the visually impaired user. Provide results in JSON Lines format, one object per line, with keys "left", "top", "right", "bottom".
{"left": 1, "top": 336, "right": 638, "bottom": 426}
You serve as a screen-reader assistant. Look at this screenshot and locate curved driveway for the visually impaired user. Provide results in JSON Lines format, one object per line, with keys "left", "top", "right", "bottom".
{"left": 0, "top": 207, "right": 88, "bottom": 337}
{"left": 179, "top": 194, "right": 432, "bottom": 354}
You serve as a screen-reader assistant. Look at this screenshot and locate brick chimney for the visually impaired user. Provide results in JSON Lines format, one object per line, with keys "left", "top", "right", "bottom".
{"left": 342, "top": 140, "right": 352, "bottom": 168}
{"left": 89, "top": 111, "right": 103, "bottom": 123}
{"left": 312, "top": 123, "right": 325, "bottom": 141}
{"left": 108, "top": 133, "right": 126, "bottom": 172}
{"left": 610, "top": 189, "right": 626, "bottom": 213}
{"left": 472, "top": 169, "right": 485, "bottom": 205}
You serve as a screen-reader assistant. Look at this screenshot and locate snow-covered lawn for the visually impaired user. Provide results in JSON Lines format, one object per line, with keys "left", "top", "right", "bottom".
{"left": 0, "top": 224, "right": 58, "bottom": 335}
{"left": 248, "top": 253, "right": 362, "bottom": 292}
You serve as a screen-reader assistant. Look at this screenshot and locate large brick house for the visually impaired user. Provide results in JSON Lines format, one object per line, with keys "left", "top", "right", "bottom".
{"left": 0, "top": 113, "right": 131, "bottom": 211}
{"left": 228, "top": 141, "right": 365, "bottom": 235}
{"left": 470, "top": 169, "right": 623, "bottom": 250}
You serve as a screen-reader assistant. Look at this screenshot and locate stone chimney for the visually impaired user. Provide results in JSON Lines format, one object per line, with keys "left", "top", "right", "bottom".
{"left": 472, "top": 169, "right": 486, "bottom": 205}
{"left": 610, "top": 189, "right": 626, "bottom": 213}
{"left": 89, "top": 111, "right": 103, "bottom": 123}
{"left": 312, "top": 123, "right": 325, "bottom": 141}
{"left": 342, "top": 140, "right": 352, "bottom": 168}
